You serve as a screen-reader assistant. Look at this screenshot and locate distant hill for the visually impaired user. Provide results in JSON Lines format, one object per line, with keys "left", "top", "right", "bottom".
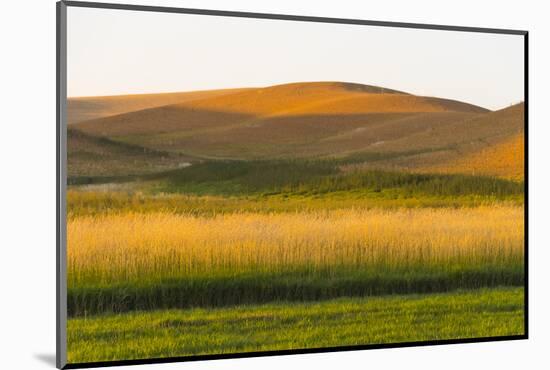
{"left": 67, "top": 88, "right": 253, "bottom": 124}
{"left": 67, "top": 82, "right": 523, "bottom": 179}
{"left": 72, "top": 82, "right": 488, "bottom": 159}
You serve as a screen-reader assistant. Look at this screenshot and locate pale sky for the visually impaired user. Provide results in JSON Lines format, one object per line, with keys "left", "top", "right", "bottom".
{"left": 67, "top": 6, "right": 524, "bottom": 110}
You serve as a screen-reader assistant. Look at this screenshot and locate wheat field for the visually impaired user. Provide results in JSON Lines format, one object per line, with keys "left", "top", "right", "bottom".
{"left": 68, "top": 206, "right": 523, "bottom": 286}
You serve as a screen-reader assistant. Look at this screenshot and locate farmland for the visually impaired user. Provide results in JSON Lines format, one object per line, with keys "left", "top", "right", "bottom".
{"left": 66, "top": 82, "right": 525, "bottom": 363}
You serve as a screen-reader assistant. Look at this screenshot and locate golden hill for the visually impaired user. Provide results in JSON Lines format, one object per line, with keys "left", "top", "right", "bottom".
{"left": 67, "top": 82, "right": 524, "bottom": 178}
{"left": 171, "top": 81, "right": 487, "bottom": 116}
{"left": 72, "top": 82, "right": 488, "bottom": 158}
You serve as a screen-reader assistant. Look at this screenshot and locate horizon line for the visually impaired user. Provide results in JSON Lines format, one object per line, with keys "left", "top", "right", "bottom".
{"left": 66, "top": 80, "right": 524, "bottom": 111}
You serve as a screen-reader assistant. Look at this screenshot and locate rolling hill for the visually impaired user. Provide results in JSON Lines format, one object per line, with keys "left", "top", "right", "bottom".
{"left": 67, "top": 81, "right": 524, "bottom": 180}
{"left": 344, "top": 103, "right": 525, "bottom": 173}
{"left": 73, "top": 82, "right": 488, "bottom": 157}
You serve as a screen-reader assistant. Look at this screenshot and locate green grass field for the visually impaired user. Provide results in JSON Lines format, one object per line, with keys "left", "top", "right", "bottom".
{"left": 67, "top": 287, "right": 524, "bottom": 363}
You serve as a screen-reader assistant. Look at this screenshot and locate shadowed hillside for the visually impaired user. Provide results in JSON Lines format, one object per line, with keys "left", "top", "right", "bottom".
{"left": 67, "top": 128, "right": 193, "bottom": 178}
{"left": 343, "top": 103, "right": 524, "bottom": 175}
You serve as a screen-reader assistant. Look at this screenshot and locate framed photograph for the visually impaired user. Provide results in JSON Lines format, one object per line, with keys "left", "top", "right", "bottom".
{"left": 57, "top": 1, "right": 528, "bottom": 368}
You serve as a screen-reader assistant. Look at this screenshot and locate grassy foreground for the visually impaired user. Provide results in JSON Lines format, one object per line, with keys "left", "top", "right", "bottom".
{"left": 67, "top": 287, "right": 524, "bottom": 363}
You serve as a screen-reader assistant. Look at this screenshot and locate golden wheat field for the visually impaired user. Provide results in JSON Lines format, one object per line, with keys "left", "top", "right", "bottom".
{"left": 67, "top": 206, "right": 523, "bottom": 286}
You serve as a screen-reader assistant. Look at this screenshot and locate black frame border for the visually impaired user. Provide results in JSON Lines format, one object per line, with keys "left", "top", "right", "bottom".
{"left": 56, "top": 1, "right": 529, "bottom": 369}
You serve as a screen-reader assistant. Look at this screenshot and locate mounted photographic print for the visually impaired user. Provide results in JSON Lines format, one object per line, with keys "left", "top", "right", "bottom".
{"left": 56, "top": 1, "right": 528, "bottom": 368}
